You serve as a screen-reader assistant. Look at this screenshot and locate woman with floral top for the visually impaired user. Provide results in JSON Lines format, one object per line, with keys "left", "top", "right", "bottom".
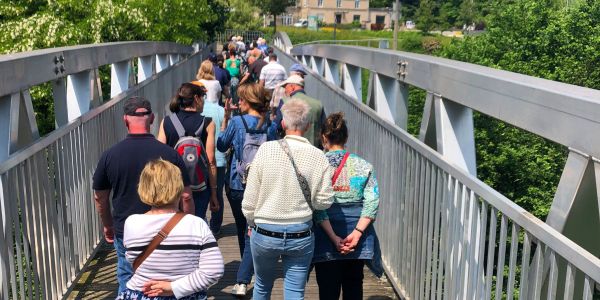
{"left": 313, "top": 112, "right": 382, "bottom": 300}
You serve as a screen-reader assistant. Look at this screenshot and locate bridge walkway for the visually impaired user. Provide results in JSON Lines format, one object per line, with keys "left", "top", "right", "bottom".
{"left": 66, "top": 197, "right": 398, "bottom": 300}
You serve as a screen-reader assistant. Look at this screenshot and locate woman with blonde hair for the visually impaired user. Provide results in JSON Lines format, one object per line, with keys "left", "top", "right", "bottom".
{"left": 217, "top": 83, "right": 276, "bottom": 296}
{"left": 118, "top": 159, "right": 224, "bottom": 300}
{"left": 196, "top": 60, "right": 222, "bottom": 104}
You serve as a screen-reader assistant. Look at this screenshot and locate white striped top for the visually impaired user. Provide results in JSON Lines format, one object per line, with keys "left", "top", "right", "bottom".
{"left": 124, "top": 213, "right": 224, "bottom": 298}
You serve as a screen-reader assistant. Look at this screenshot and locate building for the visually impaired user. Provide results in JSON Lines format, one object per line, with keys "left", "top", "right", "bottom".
{"left": 289, "top": 0, "right": 392, "bottom": 30}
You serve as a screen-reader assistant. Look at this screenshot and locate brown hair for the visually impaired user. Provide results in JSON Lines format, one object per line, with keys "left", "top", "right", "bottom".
{"left": 321, "top": 112, "right": 348, "bottom": 146}
{"left": 138, "top": 159, "right": 184, "bottom": 207}
{"left": 237, "top": 83, "right": 270, "bottom": 128}
{"left": 196, "top": 60, "right": 215, "bottom": 80}
{"left": 169, "top": 82, "right": 206, "bottom": 113}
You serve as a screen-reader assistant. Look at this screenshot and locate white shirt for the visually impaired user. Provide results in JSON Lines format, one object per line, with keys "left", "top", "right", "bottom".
{"left": 198, "top": 79, "right": 222, "bottom": 104}
{"left": 124, "top": 213, "right": 224, "bottom": 298}
{"left": 242, "top": 135, "right": 334, "bottom": 225}
{"left": 259, "top": 61, "right": 287, "bottom": 90}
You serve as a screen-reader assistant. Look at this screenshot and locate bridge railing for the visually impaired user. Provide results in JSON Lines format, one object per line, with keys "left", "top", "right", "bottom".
{"left": 0, "top": 41, "right": 211, "bottom": 299}
{"left": 273, "top": 31, "right": 600, "bottom": 299}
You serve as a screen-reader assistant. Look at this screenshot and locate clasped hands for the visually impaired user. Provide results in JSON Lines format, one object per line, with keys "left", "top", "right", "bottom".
{"left": 330, "top": 230, "right": 362, "bottom": 255}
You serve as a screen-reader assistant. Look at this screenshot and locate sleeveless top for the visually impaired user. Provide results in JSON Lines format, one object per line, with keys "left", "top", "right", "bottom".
{"left": 163, "top": 111, "right": 210, "bottom": 147}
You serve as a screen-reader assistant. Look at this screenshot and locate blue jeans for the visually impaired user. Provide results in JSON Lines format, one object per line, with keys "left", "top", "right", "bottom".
{"left": 209, "top": 167, "right": 226, "bottom": 232}
{"left": 114, "top": 237, "right": 133, "bottom": 294}
{"left": 193, "top": 189, "right": 211, "bottom": 220}
{"left": 117, "top": 288, "right": 207, "bottom": 300}
{"left": 250, "top": 222, "right": 314, "bottom": 300}
{"left": 229, "top": 189, "right": 254, "bottom": 283}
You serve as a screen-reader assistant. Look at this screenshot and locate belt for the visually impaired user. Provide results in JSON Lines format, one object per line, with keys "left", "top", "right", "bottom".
{"left": 255, "top": 226, "right": 312, "bottom": 239}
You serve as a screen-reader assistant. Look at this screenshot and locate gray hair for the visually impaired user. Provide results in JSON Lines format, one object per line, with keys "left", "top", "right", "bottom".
{"left": 281, "top": 99, "right": 310, "bottom": 131}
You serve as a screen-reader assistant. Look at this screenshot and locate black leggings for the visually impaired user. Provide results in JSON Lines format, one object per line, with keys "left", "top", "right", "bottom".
{"left": 315, "top": 259, "right": 365, "bottom": 300}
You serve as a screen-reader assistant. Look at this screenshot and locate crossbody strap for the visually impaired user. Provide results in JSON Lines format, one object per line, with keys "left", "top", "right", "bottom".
{"left": 331, "top": 152, "right": 350, "bottom": 186}
{"left": 277, "top": 139, "right": 313, "bottom": 210}
{"left": 132, "top": 212, "right": 187, "bottom": 272}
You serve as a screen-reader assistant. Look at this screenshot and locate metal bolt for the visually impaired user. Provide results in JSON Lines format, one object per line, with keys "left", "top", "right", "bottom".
{"left": 60, "top": 66, "right": 65, "bottom": 73}
{"left": 54, "top": 56, "right": 59, "bottom": 64}
{"left": 59, "top": 55, "right": 64, "bottom": 63}
{"left": 54, "top": 66, "right": 60, "bottom": 74}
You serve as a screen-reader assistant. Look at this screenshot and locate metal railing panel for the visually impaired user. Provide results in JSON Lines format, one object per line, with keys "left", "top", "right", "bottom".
{"left": 0, "top": 44, "right": 209, "bottom": 299}
{"left": 275, "top": 46, "right": 600, "bottom": 299}
{"left": 291, "top": 44, "right": 600, "bottom": 159}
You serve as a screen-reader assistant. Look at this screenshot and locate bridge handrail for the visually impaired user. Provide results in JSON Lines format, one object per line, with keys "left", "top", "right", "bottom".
{"left": 294, "top": 38, "right": 389, "bottom": 47}
{"left": 289, "top": 46, "right": 600, "bottom": 284}
{"left": 272, "top": 31, "right": 293, "bottom": 54}
{"left": 291, "top": 44, "right": 600, "bottom": 159}
{"left": 279, "top": 35, "right": 600, "bottom": 299}
{"left": 0, "top": 42, "right": 209, "bottom": 299}
{"left": 0, "top": 41, "right": 193, "bottom": 98}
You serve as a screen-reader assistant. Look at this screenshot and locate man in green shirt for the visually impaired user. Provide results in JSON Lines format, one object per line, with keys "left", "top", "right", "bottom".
{"left": 274, "top": 74, "right": 326, "bottom": 149}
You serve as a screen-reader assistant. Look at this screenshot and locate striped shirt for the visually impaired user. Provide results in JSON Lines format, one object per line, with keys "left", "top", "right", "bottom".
{"left": 259, "top": 61, "right": 287, "bottom": 89}
{"left": 124, "top": 213, "right": 224, "bottom": 299}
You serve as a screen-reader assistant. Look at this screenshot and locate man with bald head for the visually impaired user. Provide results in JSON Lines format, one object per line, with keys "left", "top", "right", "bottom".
{"left": 92, "top": 96, "right": 194, "bottom": 294}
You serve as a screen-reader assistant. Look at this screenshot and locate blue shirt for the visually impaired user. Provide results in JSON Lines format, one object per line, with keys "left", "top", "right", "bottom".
{"left": 202, "top": 102, "right": 226, "bottom": 167}
{"left": 217, "top": 115, "right": 277, "bottom": 190}
{"left": 213, "top": 64, "right": 231, "bottom": 89}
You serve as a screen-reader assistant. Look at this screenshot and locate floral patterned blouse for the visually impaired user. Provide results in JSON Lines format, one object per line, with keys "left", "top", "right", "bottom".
{"left": 314, "top": 150, "right": 380, "bottom": 223}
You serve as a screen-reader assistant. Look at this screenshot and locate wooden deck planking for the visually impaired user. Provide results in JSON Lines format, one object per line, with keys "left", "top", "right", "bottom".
{"left": 67, "top": 198, "right": 398, "bottom": 299}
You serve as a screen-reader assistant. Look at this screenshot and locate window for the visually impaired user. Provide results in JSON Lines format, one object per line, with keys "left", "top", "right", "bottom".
{"left": 336, "top": 0, "right": 341, "bottom": 8}
{"left": 318, "top": 0, "right": 323, "bottom": 7}
{"left": 353, "top": 15, "right": 360, "bottom": 22}
{"left": 355, "top": 0, "right": 360, "bottom": 8}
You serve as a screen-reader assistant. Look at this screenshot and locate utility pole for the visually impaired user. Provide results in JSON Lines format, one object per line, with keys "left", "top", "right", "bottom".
{"left": 393, "top": 0, "right": 400, "bottom": 50}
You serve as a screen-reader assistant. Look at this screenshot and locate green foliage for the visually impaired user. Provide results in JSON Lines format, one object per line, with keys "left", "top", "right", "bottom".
{"left": 225, "top": 0, "right": 262, "bottom": 30}
{"left": 251, "top": 0, "right": 294, "bottom": 32}
{"left": 416, "top": 0, "right": 437, "bottom": 33}
{"left": 437, "top": 0, "right": 600, "bottom": 219}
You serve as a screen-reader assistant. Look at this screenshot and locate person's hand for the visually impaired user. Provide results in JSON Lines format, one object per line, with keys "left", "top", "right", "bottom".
{"left": 209, "top": 193, "right": 220, "bottom": 212}
{"left": 223, "top": 98, "right": 233, "bottom": 119}
{"left": 247, "top": 227, "right": 253, "bottom": 237}
{"left": 143, "top": 280, "right": 174, "bottom": 297}
{"left": 103, "top": 226, "right": 114, "bottom": 243}
{"left": 341, "top": 230, "right": 362, "bottom": 253}
{"left": 330, "top": 235, "right": 344, "bottom": 253}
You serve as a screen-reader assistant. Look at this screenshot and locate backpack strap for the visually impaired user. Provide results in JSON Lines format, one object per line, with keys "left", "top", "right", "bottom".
{"left": 332, "top": 152, "right": 350, "bottom": 186}
{"left": 194, "top": 117, "right": 205, "bottom": 137}
{"left": 133, "top": 212, "right": 186, "bottom": 272}
{"left": 240, "top": 115, "right": 267, "bottom": 134}
{"left": 169, "top": 114, "right": 186, "bottom": 138}
{"left": 277, "top": 139, "right": 313, "bottom": 210}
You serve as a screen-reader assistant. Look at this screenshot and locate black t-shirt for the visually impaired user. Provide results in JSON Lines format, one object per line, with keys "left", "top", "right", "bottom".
{"left": 248, "top": 59, "right": 268, "bottom": 83}
{"left": 163, "top": 111, "right": 211, "bottom": 147}
{"left": 92, "top": 134, "right": 191, "bottom": 238}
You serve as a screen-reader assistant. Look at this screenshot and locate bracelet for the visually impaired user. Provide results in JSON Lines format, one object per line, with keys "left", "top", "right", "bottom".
{"left": 354, "top": 227, "right": 364, "bottom": 234}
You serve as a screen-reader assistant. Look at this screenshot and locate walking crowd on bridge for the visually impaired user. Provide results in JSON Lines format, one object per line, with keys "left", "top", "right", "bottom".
{"left": 93, "top": 36, "right": 382, "bottom": 300}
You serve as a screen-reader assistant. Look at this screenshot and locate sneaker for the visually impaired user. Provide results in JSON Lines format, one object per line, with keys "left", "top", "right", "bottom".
{"left": 231, "top": 283, "right": 247, "bottom": 296}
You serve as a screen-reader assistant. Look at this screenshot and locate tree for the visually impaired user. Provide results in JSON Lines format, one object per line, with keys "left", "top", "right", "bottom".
{"left": 225, "top": 0, "right": 262, "bottom": 30}
{"left": 251, "top": 0, "right": 295, "bottom": 33}
{"left": 416, "top": 0, "right": 437, "bottom": 33}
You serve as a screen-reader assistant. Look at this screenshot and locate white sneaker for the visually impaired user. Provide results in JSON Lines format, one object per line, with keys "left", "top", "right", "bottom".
{"left": 231, "top": 283, "right": 247, "bottom": 296}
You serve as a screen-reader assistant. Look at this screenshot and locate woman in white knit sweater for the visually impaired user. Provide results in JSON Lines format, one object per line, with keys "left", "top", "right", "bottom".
{"left": 242, "top": 99, "right": 334, "bottom": 300}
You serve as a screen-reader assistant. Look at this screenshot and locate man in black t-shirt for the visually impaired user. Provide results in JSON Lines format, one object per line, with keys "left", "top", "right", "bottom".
{"left": 92, "top": 96, "right": 193, "bottom": 294}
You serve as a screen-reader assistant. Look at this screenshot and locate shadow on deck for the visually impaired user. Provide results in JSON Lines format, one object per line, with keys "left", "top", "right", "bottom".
{"left": 67, "top": 200, "right": 398, "bottom": 299}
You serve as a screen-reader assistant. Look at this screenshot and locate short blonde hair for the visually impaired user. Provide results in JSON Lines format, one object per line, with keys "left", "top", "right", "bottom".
{"left": 138, "top": 159, "right": 184, "bottom": 207}
{"left": 196, "top": 60, "right": 215, "bottom": 80}
{"left": 281, "top": 99, "right": 310, "bottom": 131}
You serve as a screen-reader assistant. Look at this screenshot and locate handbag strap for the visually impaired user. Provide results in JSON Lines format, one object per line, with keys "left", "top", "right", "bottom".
{"left": 331, "top": 151, "right": 350, "bottom": 186}
{"left": 277, "top": 139, "right": 313, "bottom": 210}
{"left": 132, "top": 212, "right": 187, "bottom": 272}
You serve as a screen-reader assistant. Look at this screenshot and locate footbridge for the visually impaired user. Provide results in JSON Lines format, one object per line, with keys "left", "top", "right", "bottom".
{"left": 0, "top": 31, "right": 599, "bottom": 299}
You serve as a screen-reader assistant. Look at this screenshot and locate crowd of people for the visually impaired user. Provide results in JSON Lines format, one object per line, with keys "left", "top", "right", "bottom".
{"left": 93, "top": 36, "right": 382, "bottom": 300}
